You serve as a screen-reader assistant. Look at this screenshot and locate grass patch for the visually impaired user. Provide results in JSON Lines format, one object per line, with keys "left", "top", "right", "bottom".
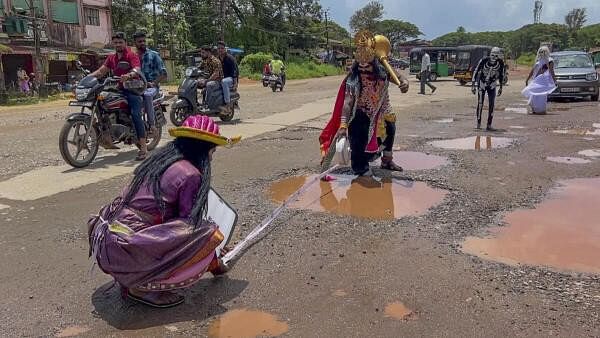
{"left": 2, "top": 92, "right": 74, "bottom": 106}
{"left": 517, "top": 52, "right": 536, "bottom": 66}
{"left": 240, "top": 61, "right": 343, "bottom": 81}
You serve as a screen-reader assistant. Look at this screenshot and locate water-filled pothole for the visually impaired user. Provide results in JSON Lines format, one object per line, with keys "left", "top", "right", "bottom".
{"left": 208, "top": 309, "right": 289, "bottom": 338}
{"left": 372, "top": 151, "right": 449, "bottom": 170}
{"left": 546, "top": 156, "right": 591, "bottom": 164}
{"left": 434, "top": 118, "right": 454, "bottom": 123}
{"left": 384, "top": 302, "right": 416, "bottom": 320}
{"left": 462, "top": 178, "right": 600, "bottom": 274}
{"left": 269, "top": 175, "right": 448, "bottom": 220}
{"left": 429, "top": 136, "right": 515, "bottom": 150}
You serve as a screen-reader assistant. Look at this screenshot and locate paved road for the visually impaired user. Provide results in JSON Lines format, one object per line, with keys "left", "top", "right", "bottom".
{"left": 1, "top": 74, "right": 599, "bottom": 337}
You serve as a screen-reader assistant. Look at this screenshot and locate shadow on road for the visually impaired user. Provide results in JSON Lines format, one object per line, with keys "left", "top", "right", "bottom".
{"left": 62, "top": 150, "right": 141, "bottom": 173}
{"left": 91, "top": 276, "right": 249, "bottom": 330}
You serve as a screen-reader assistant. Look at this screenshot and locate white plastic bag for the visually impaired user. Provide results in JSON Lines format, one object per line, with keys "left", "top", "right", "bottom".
{"left": 333, "top": 136, "right": 351, "bottom": 166}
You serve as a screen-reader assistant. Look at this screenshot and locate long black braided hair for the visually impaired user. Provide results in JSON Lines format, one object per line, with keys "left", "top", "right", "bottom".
{"left": 122, "top": 137, "right": 216, "bottom": 227}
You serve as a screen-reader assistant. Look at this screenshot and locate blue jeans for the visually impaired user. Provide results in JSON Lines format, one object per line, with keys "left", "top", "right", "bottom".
{"left": 143, "top": 87, "right": 157, "bottom": 126}
{"left": 124, "top": 91, "right": 145, "bottom": 139}
{"left": 221, "top": 77, "right": 233, "bottom": 103}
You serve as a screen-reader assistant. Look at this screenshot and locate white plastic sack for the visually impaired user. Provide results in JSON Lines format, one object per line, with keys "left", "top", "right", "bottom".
{"left": 333, "top": 137, "right": 351, "bottom": 166}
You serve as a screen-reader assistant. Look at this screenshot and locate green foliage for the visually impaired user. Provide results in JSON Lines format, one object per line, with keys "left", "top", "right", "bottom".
{"left": 432, "top": 24, "right": 573, "bottom": 57}
{"left": 240, "top": 58, "right": 343, "bottom": 81}
{"left": 240, "top": 52, "right": 273, "bottom": 73}
{"left": 516, "top": 53, "right": 536, "bottom": 66}
{"left": 375, "top": 20, "right": 422, "bottom": 46}
{"left": 565, "top": 8, "right": 587, "bottom": 31}
{"left": 285, "top": 62, "right": 343, "bottom": 79}
{"left": 350, "top": 1, "right": 384, "bottom": 33}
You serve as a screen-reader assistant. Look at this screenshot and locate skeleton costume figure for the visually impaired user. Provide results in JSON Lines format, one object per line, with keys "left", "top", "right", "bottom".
{"left": 319, "top": 31, "right": 409, "bottom": 176}
{"left": 471, "top": 47, "right": 506, "bottom": 131}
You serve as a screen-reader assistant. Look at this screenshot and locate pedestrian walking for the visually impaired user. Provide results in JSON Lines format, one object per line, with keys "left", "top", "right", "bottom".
{"left": 420, "top": 52, "right": 436, "bottom": 95}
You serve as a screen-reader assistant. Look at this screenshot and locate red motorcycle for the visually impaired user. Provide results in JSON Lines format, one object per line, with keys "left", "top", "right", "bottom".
{"left": 59, "top": 63, "right": 166, "bottom": 168}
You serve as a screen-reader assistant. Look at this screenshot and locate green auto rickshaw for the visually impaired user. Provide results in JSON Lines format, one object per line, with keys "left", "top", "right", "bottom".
{"left": 409, "top": 47, "right": 457, "bottom": 81}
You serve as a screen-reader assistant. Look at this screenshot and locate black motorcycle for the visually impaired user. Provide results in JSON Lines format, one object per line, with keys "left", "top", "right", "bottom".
{"left": 170, "top": 66, "right": 240, "bottom": 126}
{"left": 268, "top": 72, "right": 285, "bottom": 92}
{"left": 59, "top": 62, "right": 167, "bottom": 168}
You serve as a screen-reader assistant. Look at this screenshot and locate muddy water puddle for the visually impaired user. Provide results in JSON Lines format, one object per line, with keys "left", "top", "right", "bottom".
{"left": 56, "top": 325, "right": 91, "bottom": 337}
{"left": 434, "top": 118, "right": 454, "bottom": 123}
{"left": 208, "top": 309, "right": 289, "bottom": 338}
{"left": 546, "top": 156, "right": 592, "bottom": 164}
{"left": 462, "top": 178, "right": 600, "bottom": 274}
{"left": 373, "top": 151, "right": 449, "bottom": 170}
{"left": 384, "top": 302, "right": 416, "bottom": 321}
{"left": 429, "top": 136, "right": 515, "bottom": 150}
{"left": 269, "top": 175, "right": 448, "bottom": 220}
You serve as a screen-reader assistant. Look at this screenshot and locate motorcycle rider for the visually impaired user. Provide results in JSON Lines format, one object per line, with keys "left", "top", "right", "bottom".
{"left": 270, "top": 54, "right": 285, "bottom": 86}
{"left": 217, "top": 41, "right": 238, "bottom": 105}
{"left": 89, "top": 32, "right": 147, "bottom": 160}
{"left": 134, "top": 31, "right": 167, "bottom": 137}
{"left": 199, "top": 46, "right": 224, "bottom": 104}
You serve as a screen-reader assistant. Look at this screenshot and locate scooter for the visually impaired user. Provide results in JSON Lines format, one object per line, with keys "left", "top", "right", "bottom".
{"left": 170, "top": 66, "right": 240, "bottom": 126}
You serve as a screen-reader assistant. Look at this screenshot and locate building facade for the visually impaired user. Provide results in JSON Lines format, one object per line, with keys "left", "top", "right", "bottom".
{"left": 0, "top": 0, "right": 112, "bottom": 89}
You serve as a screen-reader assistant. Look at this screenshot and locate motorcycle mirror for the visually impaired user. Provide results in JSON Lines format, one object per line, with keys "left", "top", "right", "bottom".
{"left": 117, "top": 61, "right": 130, "bottom": 70}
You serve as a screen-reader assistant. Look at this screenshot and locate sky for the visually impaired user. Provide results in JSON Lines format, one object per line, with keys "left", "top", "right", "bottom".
{"left": 320, "top": 0, "right": 600, "bottom": 39}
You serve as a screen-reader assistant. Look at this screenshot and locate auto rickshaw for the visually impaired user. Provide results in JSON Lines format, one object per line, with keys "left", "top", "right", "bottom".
{"left": 409, "top": 47, "right": 457, "bottom": 81}
{"left": 454, "top": 45, "right": 492, "bottom": 85}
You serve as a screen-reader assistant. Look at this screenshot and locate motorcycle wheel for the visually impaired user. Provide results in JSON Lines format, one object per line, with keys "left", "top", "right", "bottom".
{"left": 147, "top": 125, "right": 162, "bottom": 151}
{"left": 271, "top": 85, "right": 277, "bottom": 92}
{"left": 170, "top": 106, "right": 190, "bottom": 127}
{"left": 263, "top": 82, "right": 268, "bottom": 87}
{"left": 59, "top": 119, "right": 99, "bottom": 168}
{"left": 219, "top": 105, "right": 235, "bottom": 122}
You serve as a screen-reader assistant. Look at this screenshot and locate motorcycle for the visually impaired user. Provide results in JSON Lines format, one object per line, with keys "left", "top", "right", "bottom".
{"left": 261, "top": 72, "right": 270, "bottom": 87}
{"left": 268, "top": 72, "right": 285, "bottom": 92}
{"left": 170, "top": 66, "right": 240, "bottom": 126}
{"left": 59, "top": 61, "right": 167, "bottom": 168}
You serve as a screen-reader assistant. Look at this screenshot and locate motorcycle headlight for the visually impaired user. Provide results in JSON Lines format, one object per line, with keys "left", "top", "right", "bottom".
{"left": 75, "top": 88, "right": 91, "bottom": 101}
{"left": 185, "top": 68, "right": 194, "bottom": 77}
{"left": 586, "top": 72, "right": 599, "bottom": 81}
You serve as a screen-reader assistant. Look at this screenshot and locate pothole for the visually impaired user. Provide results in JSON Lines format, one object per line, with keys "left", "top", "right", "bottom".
{"left": 372, "top": 151, "right": 449, "bottom": 170}
{"left": 208, "top": 309, "right": 289, "bottom": 338}
{"left": 546, "top": 156, "right": 592, "bottom": 164}
{"left": 269, "top": 175, "right": 448, "bottom": 220}
{"left": 462, "top": 178, "right": 600, "bottom": 274}
{"left": 429, "top": 136, "right": 515, "bottom": 150}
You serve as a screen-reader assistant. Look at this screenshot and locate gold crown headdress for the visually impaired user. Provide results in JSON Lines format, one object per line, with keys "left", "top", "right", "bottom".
{"left": 354, "top": 30, "right": 376, "bottom": 64}
{"left": 353, "top": 30, "right": 402, "bottom": 86}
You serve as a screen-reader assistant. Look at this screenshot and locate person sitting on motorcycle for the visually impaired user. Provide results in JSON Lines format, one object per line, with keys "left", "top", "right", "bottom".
{"left": 217, "top": 41, "right": 238, "bottom": 105}
{"left": 269, "top": 54, "right": 285, "bottom": 86}
{"left": 89, "top": 32, "right": 148, "bottom": 160}
{"left": 134, "top": 31, "right": 167, "bottom": 137}
{"left": 198, "top": 46, "right": 224, "bottom": 102}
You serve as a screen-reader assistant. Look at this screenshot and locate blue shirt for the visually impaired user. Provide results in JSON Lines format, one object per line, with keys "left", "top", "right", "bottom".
{"left": 138, "top": 48, "right": 167, "bottom": 83}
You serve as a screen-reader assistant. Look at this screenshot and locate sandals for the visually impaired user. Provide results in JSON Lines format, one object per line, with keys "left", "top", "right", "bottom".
{"left": 125, "top": 289, "right": 185, "bottom": 308}
{"left": 381, "top": 158, "right": 404, "bottom": 172}
{"left": 135, "top": 150, "right": 147, "bottom": 161}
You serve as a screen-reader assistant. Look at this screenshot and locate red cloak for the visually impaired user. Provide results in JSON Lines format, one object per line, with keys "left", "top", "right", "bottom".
{"left": 319, "top": 78, "right": 348, "bottom": 158}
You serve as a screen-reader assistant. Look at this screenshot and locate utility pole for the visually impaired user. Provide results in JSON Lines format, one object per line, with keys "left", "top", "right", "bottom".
{"left": 29, "top": 0, "right": 45, "bottom": 97}
{"left": 219, "top": 0, "right": 226, "bottom": 42}
{"left": 324, "top": 9, "right": 330, "bottom": 62}
{"left": 152, "top": 0, "right": 158, "bottom": 47}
